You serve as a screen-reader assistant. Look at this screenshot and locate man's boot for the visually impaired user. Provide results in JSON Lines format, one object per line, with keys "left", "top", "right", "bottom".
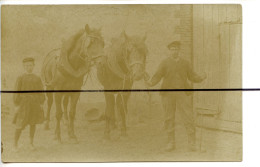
{"left": 164, "top": 133, "right": 175, "bottom": 152}
{"left": 188, "top": 133, "right": 197, "bottom": 152}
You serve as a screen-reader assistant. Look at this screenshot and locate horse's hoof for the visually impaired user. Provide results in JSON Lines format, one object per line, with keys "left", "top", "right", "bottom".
{"left": 120, "top": 130, "right": 128, "bottom": 137}
{"left": 54, "top": 137, "right": 62, "bottom": 144}
{"left": 103, "top": 133, "right": 111, "bottom": 141}
{"left": 44, "top": 122, "right": 50, "bottom": 130}
{"left": 119, "top": 134, "right": 129, "bottom": 142}
{"left": 69, "top": 133, "right": 77, "bottom": 139}
{"left": 110, "top": 123, "right": 117, "bottom": 130}
{"left": 69, "top": 136, "right": 78, "bottom": 144}
{"left": 54, "top": 134, "right": 62, "bottom": 143}
{"left": 56, "top": 139, "right": 62, "bottom": 144}
{"left": 63, "top": 119, "right": 69, "bottom": 127}
{"left": 101, "top": 135, "right": 111, "bottom": 144}
{"left": 44, "top": 125, "right": 50, "bottom": 130}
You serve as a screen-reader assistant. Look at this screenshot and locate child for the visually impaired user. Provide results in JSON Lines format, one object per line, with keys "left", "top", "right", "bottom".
{"left": 13, "top": 57, "right": 45, "bottom": 151}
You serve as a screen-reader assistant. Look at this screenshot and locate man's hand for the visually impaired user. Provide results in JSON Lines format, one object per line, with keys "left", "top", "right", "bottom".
{"left": 201, "top": 72, "right": 207, "bottom": 80}
{"left": 144, "top": 72, "right": 150, "bottom": 81}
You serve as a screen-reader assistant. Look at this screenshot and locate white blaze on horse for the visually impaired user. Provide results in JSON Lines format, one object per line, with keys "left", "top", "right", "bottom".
{"left": 41, "top": 24, "right": 104, "bottom": 143}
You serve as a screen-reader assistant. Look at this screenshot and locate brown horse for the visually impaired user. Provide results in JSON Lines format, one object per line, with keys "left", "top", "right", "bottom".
{"left": 97, "top": 31, "right": 148, "bottom": 140}
{"left": 41, "top": 24, "right": 104, "bottom": 143}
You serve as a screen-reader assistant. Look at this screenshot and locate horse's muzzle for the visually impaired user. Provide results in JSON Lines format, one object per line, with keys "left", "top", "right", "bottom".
{"left": 131, "top": 64, "right": 145, "bottom": 81}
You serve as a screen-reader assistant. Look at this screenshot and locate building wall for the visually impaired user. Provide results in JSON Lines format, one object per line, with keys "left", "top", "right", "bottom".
{"left": 192, "top": 5, "right": 242, "bottom": 132}
{"left": 175, "top": 5, "right": 193, "bottom": 61}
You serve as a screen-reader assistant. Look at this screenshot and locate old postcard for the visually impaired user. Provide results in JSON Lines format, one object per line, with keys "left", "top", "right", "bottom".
{"left": 1, "top": 4, "right": 242, "bottom": 162}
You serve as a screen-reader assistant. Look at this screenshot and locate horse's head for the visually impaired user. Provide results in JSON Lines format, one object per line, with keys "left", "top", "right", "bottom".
{"left": 66, "top": 24, "right": 105, "bottom": 69}
{"left": 120, "top": 31, "right": 148, "bottom": 81}
{"left": 83, "top": 24, "right": 105, "bottom": 61}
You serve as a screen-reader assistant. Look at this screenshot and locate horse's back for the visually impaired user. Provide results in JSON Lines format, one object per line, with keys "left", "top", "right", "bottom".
{"left": 41, "top": 49, "right": 60, "bottom": 86}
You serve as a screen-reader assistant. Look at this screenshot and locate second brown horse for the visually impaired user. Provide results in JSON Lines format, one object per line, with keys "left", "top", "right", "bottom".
{"left": 41, "top": 24, "right": 105, "bottom": 143}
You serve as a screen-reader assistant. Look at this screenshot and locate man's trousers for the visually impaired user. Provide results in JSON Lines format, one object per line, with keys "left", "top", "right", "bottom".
{"left": 161, "top": 92, "right": 196, "bottom": 146}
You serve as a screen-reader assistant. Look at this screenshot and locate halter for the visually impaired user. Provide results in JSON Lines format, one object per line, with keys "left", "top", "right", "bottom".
{"left": 129, "top": 61, "right": 144, "bottom": 67}
{"left": 78, "top": 33, "right": 103, "bottom": 63}
{"left": 123, "top": 42, "right": 145, "bottom": 71}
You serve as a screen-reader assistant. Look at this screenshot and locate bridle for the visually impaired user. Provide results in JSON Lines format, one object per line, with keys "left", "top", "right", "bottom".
{"left": 77, "top": 33, "right": 104, "bottom": 63}
{"left": 129, "top": 61, "right": 144, "bottom": 67}
{"left": 123, "top": 42, "right": 145, "bottom": 71}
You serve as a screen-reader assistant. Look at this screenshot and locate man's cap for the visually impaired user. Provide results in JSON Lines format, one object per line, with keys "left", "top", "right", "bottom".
{"left": 167, "top": 41, "right": 181, "bottom": 49}
{"left": 23, "top": 57, "right": 35, "bottom": 63}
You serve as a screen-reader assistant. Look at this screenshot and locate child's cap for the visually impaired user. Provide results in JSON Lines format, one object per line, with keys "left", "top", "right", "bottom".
{"left": 23, "top": 57, "right": 35, "bottom": 63}
{"left": 167, "top": 41, "right": 181, "bottom": 49}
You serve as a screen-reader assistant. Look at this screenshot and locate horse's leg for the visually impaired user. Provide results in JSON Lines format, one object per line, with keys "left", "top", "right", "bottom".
{"left": 44, "top": 86, "right": 53, "bottom": 130}
{"left": 68, "top": 92, "right": 80, "bottom": 143}
{"left": 124, "top": 92, "right": 131, "bottom": 123}
{"left": 123, "top": 92, "right": 131, "bottom": 115}
{"left": 104, "top": 92, "right": 115, "bottom": 140}
{"left": 54, "top": 92, "right": 63, "bottom": 143}
{"left": 62, "top": 94, "right": 69, "bottom": 127}
{"left": 116, "top": 93, "right": 127, "bottom": 137}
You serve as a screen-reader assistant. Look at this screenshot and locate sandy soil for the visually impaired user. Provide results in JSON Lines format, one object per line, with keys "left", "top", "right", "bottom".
{"left": 1, "top": 97, "right": 242, "bottom": 162}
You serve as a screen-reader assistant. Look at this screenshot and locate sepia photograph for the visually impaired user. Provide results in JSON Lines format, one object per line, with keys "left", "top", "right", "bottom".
{"left": 1, "top": 4, "right": 242, "bottom": 162}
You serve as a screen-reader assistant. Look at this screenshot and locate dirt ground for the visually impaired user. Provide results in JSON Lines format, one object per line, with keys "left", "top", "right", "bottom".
{"left": 1, "top": 93, "right": 242, "bottom": 162}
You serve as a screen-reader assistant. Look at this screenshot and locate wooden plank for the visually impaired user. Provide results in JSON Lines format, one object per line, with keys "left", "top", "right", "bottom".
{"left": 192, "top": 5, "right": 204, "bottom": 108}
{"left": 229, "top": 24, "right": 242, "bottom": 88}
{"left": 206, "top": 5, "right": 220, "bottom": 110}
{"left": 202, "top": 4, "right": 212, "bottom": 89}
{"left": 237, "top": 5, "right": 242, "bottom": 23}
{"left": 226, "top": 4, "right": 238, "bottom": 23}
{"left": 217, "top": 10, "right": 229, "bottom": 120}
{"left": 218, "top": 5, "right": 227, "bottom": 24}
{"left": 193, "top": 5, "right": 219, "bottom": 112}
{"left": 227, "top": 24, "right": 242, "bottom": 122}
{"left": 212, "top": 5, "right": 220, "bottom": 89}
{"left": 196, "top": 115, "right": 242, "bottom": 134}
{"left": 221, "top": 91, "right": 242, "bottom": 122}
{"left": 201, "top": 5, "right": 214, "bottom": 109}
{"left": 180, "top": 4, "right": 192, "bottom": 11}
{"left": 219, "top": 24, "right": 230, "bottom": 88}
{"left": 205, "top": 5, "right": 221, "bottom": 113}
{"left": 219, "top": 24, "right": 230, "bottom": 120}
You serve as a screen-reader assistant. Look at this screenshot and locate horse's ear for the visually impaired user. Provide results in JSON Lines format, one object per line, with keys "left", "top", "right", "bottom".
{"left": 120, "top": 31, "right": 128, "bottom": 40}
{"left": 85, "top": 24, "right": 91, "bottom": 34}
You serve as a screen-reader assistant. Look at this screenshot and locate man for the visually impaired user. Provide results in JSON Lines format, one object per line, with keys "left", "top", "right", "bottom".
{"left": 13, "top": 57, "right": 45, "bottom": 151}
{"left": 146, "top": 41, "right": 207, "bottom": 151}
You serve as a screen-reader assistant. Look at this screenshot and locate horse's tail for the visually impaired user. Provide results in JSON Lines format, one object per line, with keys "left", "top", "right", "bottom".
{"left": 41, "top": 48, "right": 61, "bottom": 87}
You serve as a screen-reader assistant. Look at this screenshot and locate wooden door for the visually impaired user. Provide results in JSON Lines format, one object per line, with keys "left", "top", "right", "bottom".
{"left": 218, "top": 23, "right": 242, "bottom": 122}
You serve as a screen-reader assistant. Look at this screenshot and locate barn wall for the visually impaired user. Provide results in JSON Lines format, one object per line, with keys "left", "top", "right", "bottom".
{"left": 175, "top": 5, "right": 193, "bottom": 61}
{"left": 193, "top": 5, "right": 242, "bottom": 132}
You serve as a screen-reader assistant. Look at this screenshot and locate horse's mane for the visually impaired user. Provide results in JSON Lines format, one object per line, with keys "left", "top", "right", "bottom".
{"left": 64, "top": 29, "right": 85, "bottom": 56}
{"left": 110, "top": 35, "right": 148, "bottom": 59}
{"left": 63, "top": 28, "right": 104, "bottom": 58}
